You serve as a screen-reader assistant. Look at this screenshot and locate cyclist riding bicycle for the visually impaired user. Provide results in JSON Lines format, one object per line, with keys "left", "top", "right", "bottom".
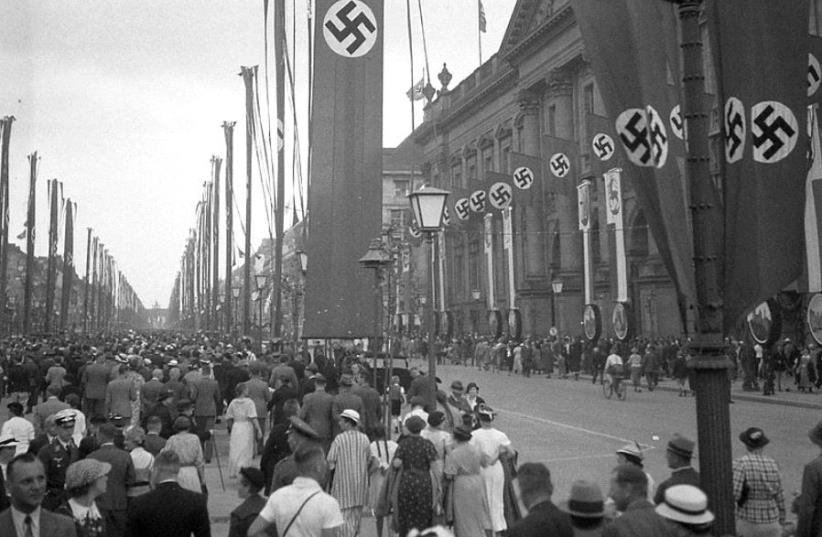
{"left": 604, "top": 350, "right": 624, "bottom": 389}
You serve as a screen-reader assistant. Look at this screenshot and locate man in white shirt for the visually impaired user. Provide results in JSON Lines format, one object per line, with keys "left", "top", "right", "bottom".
{"left": 249, "top": 443, "right": 343, "bottom": 537}
{"left": 604, "top": 348, "right": 624, "bottom": 387}
{"left": 1, "top": 402, "right": 34, "bottom": 456}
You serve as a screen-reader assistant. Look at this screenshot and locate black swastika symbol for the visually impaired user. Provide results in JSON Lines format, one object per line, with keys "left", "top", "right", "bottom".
{"left": 513, "top": 167, "right": 533, "bottom": 188}
{"left": 455, "top": 200, "right": 470, "bottom": 219}
{"left": 753, "top": 104, "right": 796, "bottom": 161}
{"left": 325, "top": 1, "right": 376, "bottom": 55}
{"left": 490, "top": 185, "right": 511, "bottom": 206}
{"left": 593, "top": 135, "right": 613, "bottom": 159}
{"left": 670, "top": 109, "right": 683, "bottom": 137}
{"left": 619, "top": 112, "right": 651, "bottom": 164}
{"left": 470, "top": 192, "right": 486, "bottom": 210}
{"left": 810, "top": 54, "right": 821, "bottom": 94}
{"left": 648, "top": 117, "right": 667, "bottom": 160}
{"left": 726, "top": 107, "right": 744, "bottom": 158}
{"left": 551, "top": 154, "right": 569, "bottom": 177}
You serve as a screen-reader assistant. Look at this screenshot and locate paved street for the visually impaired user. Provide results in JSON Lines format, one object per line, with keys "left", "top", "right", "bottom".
{"left": 198, "top": 363, "right": 822, "bottom": 536}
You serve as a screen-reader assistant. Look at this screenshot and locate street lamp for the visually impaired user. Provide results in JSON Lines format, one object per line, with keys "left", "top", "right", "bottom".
{"left": 296, "top": 250, "right": 308, "bottom": 275}
{"left": 255, "top": 274, "right": 268, "bottom": 354}
{"left": 359, "top": 236, "right": 393, "bottom": 387}
{"left": 408, "top": 185, "right": 450, "bottom": 378}
{"left": 231, "top": 286, "right": 241, "bottom": 336}
{"left": 551, "top": 278, "right": 563, "bottom": 330}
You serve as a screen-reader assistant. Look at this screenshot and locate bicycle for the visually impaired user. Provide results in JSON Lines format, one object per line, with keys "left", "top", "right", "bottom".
{"left": 603, "top": 373, "right": 628, "bottom": 400}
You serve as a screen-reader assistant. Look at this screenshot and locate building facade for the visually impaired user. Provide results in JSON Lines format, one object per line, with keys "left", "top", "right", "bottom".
{"left": 403, "top": 0, "right": 682, "bottom": 340}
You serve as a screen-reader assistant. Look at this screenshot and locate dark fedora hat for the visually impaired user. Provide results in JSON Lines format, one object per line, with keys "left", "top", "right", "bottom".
{"left": 739, "top": 427, "right": 769, "bottom": 449}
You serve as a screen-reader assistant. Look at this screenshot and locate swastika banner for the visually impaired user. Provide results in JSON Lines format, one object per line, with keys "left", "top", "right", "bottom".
{"left": 572, "top": 0, "right": 695, "bottom": 332}
{"left": 304, "top": 0, "right": 383, "bottom": 338}
{"left": 706, "top": 1, "right": 809, "bottom": 329}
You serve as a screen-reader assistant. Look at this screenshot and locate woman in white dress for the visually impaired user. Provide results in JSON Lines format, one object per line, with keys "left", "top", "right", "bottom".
{"left": 470, "top": 404, "right": 513, "bottom": 536}
{"left": 226, "top": 382, "right": 261, "bottom": 478}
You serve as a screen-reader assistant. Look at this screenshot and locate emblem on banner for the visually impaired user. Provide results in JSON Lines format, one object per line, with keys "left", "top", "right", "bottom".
{"left": 604, "top": 170, "right": 622, "bottom": 223}
{"left": 277, "top": 119, "right": 284, "bottom": 151}
{"left": 488, "top": 182, "right": 512, "bottom": 209}
{"left": 442, "top": 206, "right": 451, "bottom": 226}
{"left": 455, "top": 198, "right": 470, "bottom": 220}
{"left": 549, "top": 153, "right": 570, "bottom": 178}
{"left": 646, "top": 105, "right": 668, "bottom": 168}
{"left": 577, "top": 181, "right": 591, "bottom": 231}
{"left": 669, "top": 105, "right": 684, "bottom": 141}
{"left": 751, "top": 101, "right": 798, "bottom": 164}
{"left": 469, "top": 190, "right": 487, "bottom": 212}
{"left": 592, "top": 133, "right": 614, "bottom": 161}
{"left": 724, "top": 97, "right": 746, "bottom": 163}
{"left": 616, "top": 109, "right": 653, "bottom": 167}
{"left": 323, "top": 0, "right": 378, "bottom": 58}
{"left": 810, "top": 53, "right": 821, "bottom": 97}
{"left": 512, "top": 166, "right": 534, "bottom": 189}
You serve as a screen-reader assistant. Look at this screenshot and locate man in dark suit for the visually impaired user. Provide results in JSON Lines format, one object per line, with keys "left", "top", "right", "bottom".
{"left": 330, "top": 374, "right": 364, "bottom": 437}
{"left": 189, "top": 363, "right": 222, "bottom": 462}
{"left": 406, "top": 367, "right": 437, "bottom": 411}
{"left": 82, "top": 353, "right": 111, "bottom": 416}
{"left": 507, "top": 462, "right": 573, "bottom": 537}
{"left": 353, "top": 372, "right": 382, "bottom": 438}
{"left": 127, "top": 450, "right": 210, "bottom": 537}
{"left": 0, "top": 452, "right": 76, "bottom": 537}
{"left": 38, "top": 410, "right": 80, "bottom": 510}
{"left": 299, "top": 374, "right": 335, "bottom": 451}
{"left": 27, "top": 415, "right": 57, "bottom": 456}
{"left": 654, "top": 434, "right": 700, "bottom": 505}
{"left": 88, "top": 423, "right": 135, "bottom": 537}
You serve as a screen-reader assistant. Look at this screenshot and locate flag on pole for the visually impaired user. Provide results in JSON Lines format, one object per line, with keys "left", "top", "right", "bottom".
{"left": 478, "top": 0, "right": 487, "bottom": 33}
{"left": 806, "top": 105, "right": 822, "bottom": 292}
{"left": 406, "top": 73, "right": 425, "bottom": 101}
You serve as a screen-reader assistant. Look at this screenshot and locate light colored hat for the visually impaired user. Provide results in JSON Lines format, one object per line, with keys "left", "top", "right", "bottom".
{"left": 655, "top": 485, "right": 715, "bottom": 525}
{"left": 65, "top": 459, "right": 112, "bottom": 490}
{"left": 616, "top": 442, "right": 644, "bottom": 463}
{"left": 0, "top": 434, "right": 20, "bottom": 450}
{"left": 561, "top": 480, "right": 605, "bottom": 518}
{"left": 168, "top": 359, "right": 179, "bottom": 366}
{"left": 340, "top": 409, "right": 360, "bottom": 424}
{"left": 54, "top": 409, "right": 77, "bottom": 427}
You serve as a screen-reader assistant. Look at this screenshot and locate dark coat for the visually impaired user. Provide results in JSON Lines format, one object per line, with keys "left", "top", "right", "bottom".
{"left": 228, "top": 494, "right": 268, "bottom": 537}
{"left": 797, "top": 454, "right": 822, "bottom": 537}
{"left": 506, "top": 500, "right": 573, "bottom": 537}
{"left": 602, "top": 499, "right": 678, "bottom": 537}
{"left": 88, "top": 443, "right": 136, "bottom": 511}
{"left": 126, "top": 481, "right": 210, "bottom": 537}
{"left": 0, "top": 466, "right": 8, "bottom": 512}
{"left": 654, "top": 466, "right": 700, "bottom": 505}
{"left": 0, "top": 506, "right": 77, "bottom": 537}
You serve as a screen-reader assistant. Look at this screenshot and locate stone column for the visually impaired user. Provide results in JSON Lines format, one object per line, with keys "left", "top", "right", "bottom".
{"left": 517, "top": 90, "right": 546, "bottom": 279}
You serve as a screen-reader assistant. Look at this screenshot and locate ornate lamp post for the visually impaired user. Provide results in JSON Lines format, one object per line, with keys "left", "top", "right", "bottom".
{"left": 231, "top": 286, "right": 241, "bottom": 336}
{"left": 255, "top": 274, "right": 268, "bottom": 354}
{"left": 408, "top": 186, "right": 450, "bottom": 378}
{"left": 551, "top": 279, "right": 564, "bottom": 330}
{"left": 359, "top": 236, "right": 393, "bottom": 386}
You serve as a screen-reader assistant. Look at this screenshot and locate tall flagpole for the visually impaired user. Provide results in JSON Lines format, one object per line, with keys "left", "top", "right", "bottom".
{"left": 477, "top": 0, "right": 483, "bottom": 66}
{"left": 241, "top": 66, "right": 257, "bottom": 338}
{"left": 0, "top": 118, "right": 12, "bottom": 334}
{"left": 44, "top": 179, "right": 59, "bottom": 333}
{"left": 83, "top": 227, "right": 91, "bottom": 334}
{"left": 212, "top": 156, "right": 222, "bottom": 333}
{"left": 24, "top": 153, "right": 37, "bottom": 335}
{"left": 223, "top": 122, "right": 236, "bottom": 335}
{"left": 272, "top": 0, "right": 286, "bottom": 341}
{"left": 60, "top": 200, "right": 74, "bottom": 330}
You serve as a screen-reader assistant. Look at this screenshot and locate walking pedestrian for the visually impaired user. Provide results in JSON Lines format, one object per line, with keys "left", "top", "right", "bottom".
{"left": 225, "top": 383, "right": 262, "bottom": 478}
{"left": 560, "top": 479, "right": 607, "bottom": 537}
{"left": 655, "top": 485, "right": 714, "bottom": 536}
{"left": 394, "top": 415, "right": 438, "bottom": 537}
{"left": 444, "top": 425, "right": 491, "bottom": 537}
{"left": 603, "top": 464, "right": 675, "bottom": 537}
{"left": 654, "top": 434, "right": 699, "bottom": 505}
{"left": 228, "top": 467, "right": 267, "bottom": 537}
{"left": 733, "top": 427, "right": 786, "bottom": 537}
{"left": 161, "top": 416, "right": 205, "bottom": 494}
{"left": 38, "top": 409, "right": 80, "bottom": 510}
{"left": 55, "top": 458, "right": 110, "bottom": 537}
{"left": 87, "top": 423, "right": 135, "bottom": 537}
{"left": 507, "top": 462, "right": 572, "bottom": 537}
{"left": 327, "top": 409, "right": 373, "bottom": 537}
{"left": 471, "top": 405, "right": 514, "bottom": 535}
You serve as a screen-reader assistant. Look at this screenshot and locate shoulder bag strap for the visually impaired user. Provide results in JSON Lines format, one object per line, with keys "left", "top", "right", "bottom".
{"left": 282, "top": 490, "right": 321, "bottom": 537}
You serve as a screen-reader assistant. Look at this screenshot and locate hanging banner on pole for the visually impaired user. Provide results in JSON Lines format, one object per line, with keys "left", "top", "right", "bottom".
{"left": 604, "top": 168, "right": 628, "bottom": 303}
{"left": 484, "top": 213, "right": 495, "bottom": 310}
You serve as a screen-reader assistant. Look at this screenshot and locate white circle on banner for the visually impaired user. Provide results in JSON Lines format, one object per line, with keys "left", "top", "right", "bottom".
{"left": 442, "top": 206, "right": 451, "bottom": 226}
{"left": 750, "top": 101, "right": 798, "bottom": 164}
{"left": 549, "top": 153, "right": 570, "bottom": 178}
{"left": 724, "top": 97, "right": 746, "bottom": 164}
{"left": 455, "top": 198, "right": 470, "bottom": 220}
{"left": 322, "top": 0, "right": 378, "bottom": 58}
{"left": 591, "top": 133, "right": 615, "bottom": 161}
{"left": 469, "top": 190, "right": 487, "bottom": 212}
{"left": 646, "top": 105, "right": 668, "bottom": 168}
{"left": 616, "top": 108, "right": 653, "bottom": 167}
{"left": 669, "top": 105, "right": 684, "bottom": 140}
{"left": 512, "top": 166, "right": 534, "bottom": 189}
{"left": 810, "top": 53, "right": 821, "bottom": 97}
{"left": 488, "top": 182, "right": 512, "bottom": 209}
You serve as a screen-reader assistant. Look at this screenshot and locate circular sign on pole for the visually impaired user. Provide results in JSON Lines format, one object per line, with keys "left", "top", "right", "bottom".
{"left": 322, "top": 0, "right": 378, "bottom": 58}
{"left": 612, "top": 302, "right": 632, "bottom": 341}
{"left": 747, "top": 298, "right": 782, "bottom": 345}
{"left": 488, "top": 309, "right": 502, "bottom": 339}
{"left": 583, "top": 304, "right": 602, "bottom": 342}
{"left": 592, "top": 133, "right": 615, "bottom": 161}
{"left": 507, "top": 308, "right": 522, "bottom": 340}
{"left": 549, "top": 326, "right": 558, "bottom": 337}
{"left": 512, "top": 167, "right": 534, "bottom": 190}
{"left": 488, "top": 182, "right": 513, "bottom": 210}
{"left": 808, "top": 294, "right": 822, "bottom": 345}
{"left": 469, "top": 190, "right": 487, "bottom": 212}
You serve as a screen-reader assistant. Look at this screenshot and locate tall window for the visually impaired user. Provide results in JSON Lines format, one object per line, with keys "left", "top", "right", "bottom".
{"left": 390, "top": 210, "right": 406, "bottom": 230}
{"left": 466, "top": 154, "right": 477, "bottom": 184}
{"left": 451, "top": 163, "right": 462, "bottom": 189}
{"left": 583, "top": 83, "right": 595, "bottom": 115}
{"left": 454, "top": 244, "right": 465, "bottom": 300}
{"left": 500, "top": 141, "right": 511, "bottom": 173}
{"left": 393, "top": 179, "right": 409, "bottom": 198}
{"left": 547, "top": 104, "right": 557, "bottom": 136}
{"left": 483, "top": 147, "right": 494, "bottom": 172}
{"left": 469, "top": 240, "right": 480, "bottom": 291}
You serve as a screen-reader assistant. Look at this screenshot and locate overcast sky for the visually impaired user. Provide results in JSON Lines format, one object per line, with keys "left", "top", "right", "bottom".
{"left": 0, "top": 0, "right": 515, "bottom": 307}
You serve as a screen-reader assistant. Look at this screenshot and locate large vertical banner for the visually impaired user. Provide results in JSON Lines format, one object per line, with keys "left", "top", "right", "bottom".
{"left": 706, "top": 1, "right": 809, "bottom": 328}
{"left": 304, "top": 0, "right": 384, "bottom": 337}
{"left": 604, "top": 169, "right": 627, "bottom": 302}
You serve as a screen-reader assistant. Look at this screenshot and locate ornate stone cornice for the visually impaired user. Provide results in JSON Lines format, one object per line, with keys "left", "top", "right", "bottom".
{"left": 438, "top": 67, "right": 518, "bottom": 132}
{"left": 502, "top": 4, "right": 575, "bottom": 65}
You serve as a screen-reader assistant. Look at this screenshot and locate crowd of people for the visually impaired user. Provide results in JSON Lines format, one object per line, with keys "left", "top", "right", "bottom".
{"left": 0, "top": 331, "right": 819, "bottom": 537}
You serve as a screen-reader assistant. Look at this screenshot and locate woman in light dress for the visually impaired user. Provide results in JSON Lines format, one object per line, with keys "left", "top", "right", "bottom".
{"left": 225, "top": 382, "right": 262, "bottom": 478}
{"left": 470, "top": 405, "right": 513, "bottom": 536}
{"left": 161, "top": 416, "right": 206, "bottom": 493}
{"left": 124, "top": 426, "right": 153, "bottom": 498}
{"left": 445, "top": 425, "right": 490, "bottom": 537}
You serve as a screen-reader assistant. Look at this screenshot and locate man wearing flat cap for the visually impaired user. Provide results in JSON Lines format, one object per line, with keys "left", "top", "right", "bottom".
{"left": 654, "top": 434, "right": 699, "bottom": 505}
